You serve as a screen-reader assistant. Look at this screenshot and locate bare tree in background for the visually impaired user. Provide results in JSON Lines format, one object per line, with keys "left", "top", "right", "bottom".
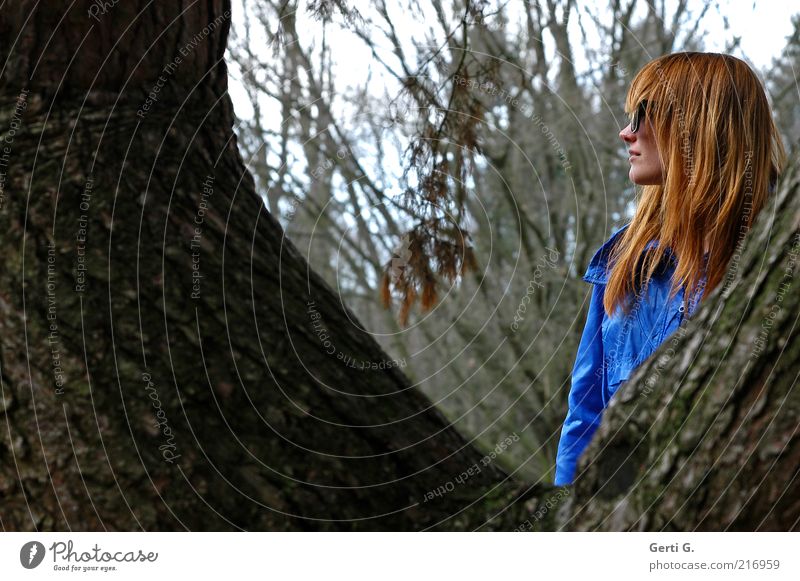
{"left": 767, "top": 14, "right": 800, "bottom": 151}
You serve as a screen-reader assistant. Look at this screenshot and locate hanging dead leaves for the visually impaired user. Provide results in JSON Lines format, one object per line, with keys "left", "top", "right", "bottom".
{"left": 380, "top": 221, "right": 478, "bottom": 327}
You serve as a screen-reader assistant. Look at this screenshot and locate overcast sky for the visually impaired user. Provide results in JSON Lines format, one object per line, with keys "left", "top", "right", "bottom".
{"left": 706, "top": 0, "right": 797, "bottom": 69}
{"left": 227, "top": 0, "right": 798, "bottom": 122}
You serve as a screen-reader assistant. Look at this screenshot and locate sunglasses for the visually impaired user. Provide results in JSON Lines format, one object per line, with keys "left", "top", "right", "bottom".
{"left": 630, "top": 99, "right": 649, "bottom": 133}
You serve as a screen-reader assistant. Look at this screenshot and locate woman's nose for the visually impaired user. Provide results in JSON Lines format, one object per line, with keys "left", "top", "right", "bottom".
{"left": 619, "top": 124, "right": 635, "bottom": 142}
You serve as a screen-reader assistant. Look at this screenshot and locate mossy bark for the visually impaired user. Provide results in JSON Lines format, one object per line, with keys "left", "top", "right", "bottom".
{"left": 0, "top": 0, "right": 519, "bottom": 531}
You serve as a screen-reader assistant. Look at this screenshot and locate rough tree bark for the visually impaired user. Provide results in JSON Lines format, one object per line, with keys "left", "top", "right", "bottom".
{"left": 0, "top": 1, "right": 796, "bottom": 532}
{"left": 0, "top": 0, "right": 524, "bottom": 531}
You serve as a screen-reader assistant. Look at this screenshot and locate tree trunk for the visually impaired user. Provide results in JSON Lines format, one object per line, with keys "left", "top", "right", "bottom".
{"left": 0, "top": 1, "right": 797, "bottom": 532}
{"left": 0, "top": 0, "right": 522, "bottom": 531}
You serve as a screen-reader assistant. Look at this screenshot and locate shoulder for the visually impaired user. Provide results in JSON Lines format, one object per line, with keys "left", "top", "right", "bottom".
{"left": 582, "top": 221, "right": 677, "bottom": 284}
{"left": 582, "top": 222, "right": 631, "bottom": 284}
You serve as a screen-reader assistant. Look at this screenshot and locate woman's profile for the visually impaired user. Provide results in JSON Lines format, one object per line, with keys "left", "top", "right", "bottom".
{"left": 554, "top": 51, "right": 786, "bottom": 486}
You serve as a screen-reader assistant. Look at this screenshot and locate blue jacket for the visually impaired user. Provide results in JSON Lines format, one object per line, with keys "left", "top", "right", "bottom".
{"left": 554, "top": 222, "right": 707, "bottom": 485}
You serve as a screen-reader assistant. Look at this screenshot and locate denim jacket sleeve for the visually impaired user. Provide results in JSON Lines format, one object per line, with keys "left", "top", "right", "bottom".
{"left": 553, "top": 281, "right": 606, "bottom": 486}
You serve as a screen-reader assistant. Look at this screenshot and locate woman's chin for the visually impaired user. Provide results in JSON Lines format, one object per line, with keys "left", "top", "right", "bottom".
{"left": 629, "top": 170, "right": 661, "bottom": 186}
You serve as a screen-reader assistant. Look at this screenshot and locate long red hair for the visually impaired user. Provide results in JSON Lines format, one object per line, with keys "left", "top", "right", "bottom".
{"left": 604, "top": 52, "right": 786, "bottom": 317}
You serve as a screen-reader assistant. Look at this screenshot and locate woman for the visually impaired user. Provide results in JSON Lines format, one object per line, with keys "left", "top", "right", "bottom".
{"left": 554, "top": 52, "right": 786, "bottom": 486}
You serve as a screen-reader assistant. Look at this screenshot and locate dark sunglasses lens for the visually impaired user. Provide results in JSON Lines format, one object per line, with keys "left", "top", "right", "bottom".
{"left": 632, "top": 101, "right": 647, "bottom": 133}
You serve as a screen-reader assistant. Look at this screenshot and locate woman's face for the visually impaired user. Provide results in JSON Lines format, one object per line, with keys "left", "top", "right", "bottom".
{"left": 619, "top": 107, "right": 664, "bottom": 185}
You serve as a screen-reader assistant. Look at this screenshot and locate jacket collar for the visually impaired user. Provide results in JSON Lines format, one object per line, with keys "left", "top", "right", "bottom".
{"left": 582, "top": 222, "right": 678, "bottom": 284}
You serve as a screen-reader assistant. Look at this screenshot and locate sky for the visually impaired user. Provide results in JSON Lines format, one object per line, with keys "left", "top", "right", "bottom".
{"left": 226, "top": 0, "right": 799, "bottom": 122}
{"left": 713, "top": 0, "right": 797, "bottom": 69}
